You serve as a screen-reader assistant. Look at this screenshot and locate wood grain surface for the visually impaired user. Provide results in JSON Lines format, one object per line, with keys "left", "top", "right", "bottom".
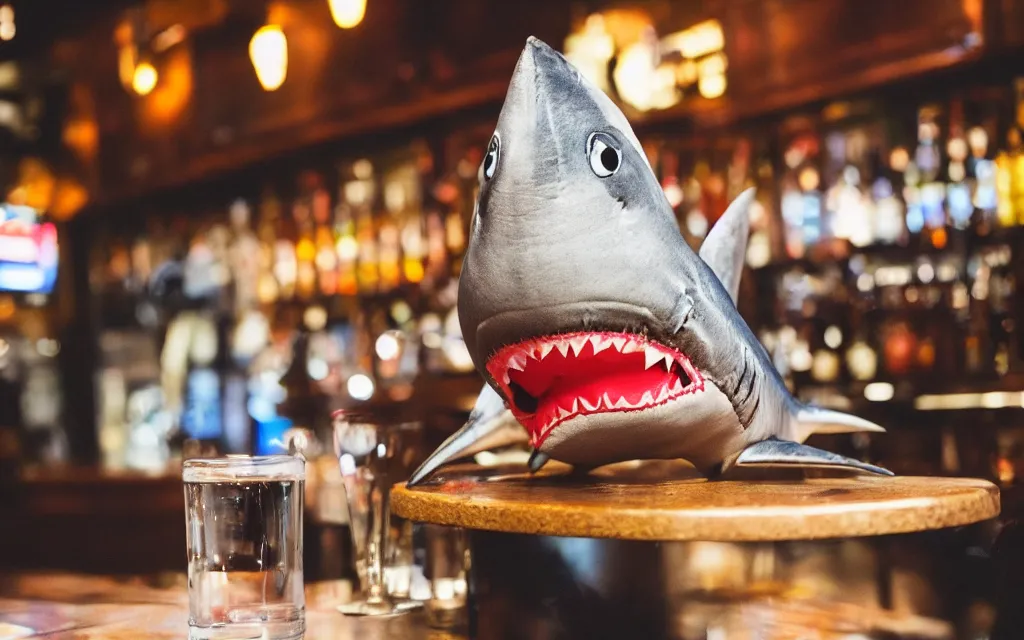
{"left": 391, "top": 464, "right": 1001, "bottom": 541}
{"left": 0, "top": 576, "right": 442, "bottom": 639}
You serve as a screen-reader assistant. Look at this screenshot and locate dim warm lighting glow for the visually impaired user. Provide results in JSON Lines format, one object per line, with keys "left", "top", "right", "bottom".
{"left": 663, "top": 182, "right": 683, "bottom": 207}
{"left": 143, "top": 46, "right": 192, "bottom": 127}
{"left": 698, "top": 72, "right": 726, "bottom": 99}
{"left": 132, "top": 62, "right": 158, "bottom": 96}
{"left": 845, "top": 342, "right": 877, "bottom": 381}
{"left": 303, "top": 305, "right": 328, "bottom": 331}
{"left": 152, "top": 24, "right": 186, "bottom": 52}
{"left": 789, "top": 342, "right": 812, "bottom": 372}
{"left": 0, "top": 4, "right": 14, "bottom": 42}
{"left": 51, "top": 178, "right": 89, "bottom": 221}
{"left": 336, "top": 235, "right": 359, "bottom": 260}
{"left": 662, "top": 19, "right": 724, "bottom": 59}
{"left": 563, "top": 14, "right": 615, "bottom": 92}
{"left": 614, "top": 40, "right": 679, "bottom": 112}
{"left": 798, "top": 167, "right": 820, "bottom": 192}
{"left": 249, "top": 25, "right": 288, "bottom": 91}
{"left": 824, "top": 325, "right": 843, "bottom": 349}
{"left": 307, "top": 357, "right": 328, "bottom": 381}
{"left": 685, "top": 211, "right": 708, "bottom": 237}
{"left": 375, "top": 331, "right": 400, "bottom": 360}
{"left": 328, "top": 0, "right": 366, "bottom": 29}
{"left": 864, "top": 382, "right": 894, "bottom": 402}
{"left": 36, "top": 338, "right": 60, "bottom": 357}
{"left": 916, "top": 390, "right": 1024, "bottom": 411}
{"left": 347, "top": 373, "right": 375, "bottom": 401}
{"left": 889, "top": 147, "right": 909, "bottom": 172}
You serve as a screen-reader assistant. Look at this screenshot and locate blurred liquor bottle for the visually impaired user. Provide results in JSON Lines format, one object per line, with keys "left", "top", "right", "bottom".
{"left": 334, "top": 162, "right": 360, "bottom": 297}
{"left": 256, "top": 188, "right": 281, "bottom": 305}
{"left": 946, "top": 97, "right": 974, "bottom": 231}
{"left": 916, "top": 104, "right": 947, "bottom": 237}
{"left": 294, "top": 173, "right": 319, "bottom": 301}
{"left": 778, "top": 115, "right": 823, "bottom": 260}
{"left": 995, "top": 78, "right": 1024, "bottom": 227}
{"left": 353, "top": 160, "right": 380, "bottom": 295}
{"left": 1014, "top": 78, "right": 1024, "bottom": 224}
{"left": 270, "top": 189, "right": 299, "bottom": 301}
{"left": 312, "top": 177, "right": 338, "bottom": 297}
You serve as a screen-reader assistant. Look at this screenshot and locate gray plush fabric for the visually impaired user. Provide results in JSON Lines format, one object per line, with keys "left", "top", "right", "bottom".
{"left": 407, "top": 38, "right": 886, "bottom": 485}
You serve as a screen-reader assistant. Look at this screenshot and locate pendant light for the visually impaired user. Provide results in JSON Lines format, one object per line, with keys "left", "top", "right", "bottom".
{"left": 328, "top": 0, "right": 366, "bottom": 29}
{"left": 249, "top": 24, "right": 288, "bottom": 91}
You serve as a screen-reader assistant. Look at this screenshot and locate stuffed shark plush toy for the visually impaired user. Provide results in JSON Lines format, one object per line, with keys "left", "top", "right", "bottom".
{"left": 407, "top": 37, "right": 890, "bottom": 486}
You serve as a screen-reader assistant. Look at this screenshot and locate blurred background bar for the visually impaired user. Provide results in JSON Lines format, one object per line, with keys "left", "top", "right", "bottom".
{"left": 0, "top": 0, "right": 1022, "bottom": 584}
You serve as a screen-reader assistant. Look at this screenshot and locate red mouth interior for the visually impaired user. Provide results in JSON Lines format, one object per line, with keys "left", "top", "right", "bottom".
{"left": 486, "top": 332, "right": 701, "bottom": 447}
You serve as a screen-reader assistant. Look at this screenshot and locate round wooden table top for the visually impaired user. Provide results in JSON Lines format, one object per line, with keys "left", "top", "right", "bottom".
{"left": 391, "top": 462, "right": 1001, "bottom": 542}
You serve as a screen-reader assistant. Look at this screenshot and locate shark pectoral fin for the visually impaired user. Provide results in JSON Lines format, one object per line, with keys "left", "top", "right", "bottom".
{"left": 731, "top": 437, "right": 893, "bottom": 476}
{"left": 528, "top": 449, "right": 551, "bottom": 474}
{"left": 698, "top": 187, "right": 756, "bottom": 304}
{"left": 793, "top": 405, "right": 886, "bottom": 442}
{"left": 407, "top": 384, "right": 526, "bottom": 487}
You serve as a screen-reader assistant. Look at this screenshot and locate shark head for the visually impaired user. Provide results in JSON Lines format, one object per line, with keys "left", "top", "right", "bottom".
{"left": 459, "top": 37, "right": 757, "bottom": 471}
{"left": 409, "top": 38, "right": 886, "bottom": 485}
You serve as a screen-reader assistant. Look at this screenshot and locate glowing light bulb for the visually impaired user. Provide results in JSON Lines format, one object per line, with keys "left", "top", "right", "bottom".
{"left": 132, "top": 62, "right": 158, "bottom": 96}
{"left": 0, "top": 4, "right": 14, "bottom": 42}
{"left": 328, "top": 0, "right": 366, "bottom": 29}
{"left": 249, "top": 25, "right": 288, "bottom": 91}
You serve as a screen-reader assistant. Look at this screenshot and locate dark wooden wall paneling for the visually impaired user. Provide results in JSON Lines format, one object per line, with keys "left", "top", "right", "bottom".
{"left": 48, "top": 0, "right": 1003, "bottom": 209}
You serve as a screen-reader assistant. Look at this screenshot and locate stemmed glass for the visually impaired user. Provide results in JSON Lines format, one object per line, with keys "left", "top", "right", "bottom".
{"left": 332, "top": 408, "right": 424, "bottom": 616}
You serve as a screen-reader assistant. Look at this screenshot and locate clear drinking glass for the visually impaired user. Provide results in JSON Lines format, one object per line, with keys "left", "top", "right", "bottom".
{"left": 423, "top": 524, "right": 469, "bottom": 629}
{"left": 183, "top": 455, "right": 305, "bottom": 640}
{"left": 332, "top": 409, "right": 424, "bottom": 616}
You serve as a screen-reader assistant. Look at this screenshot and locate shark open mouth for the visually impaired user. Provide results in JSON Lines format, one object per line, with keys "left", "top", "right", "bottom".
{"left": 486, "top": 331, "right": 704, "bottom": 447}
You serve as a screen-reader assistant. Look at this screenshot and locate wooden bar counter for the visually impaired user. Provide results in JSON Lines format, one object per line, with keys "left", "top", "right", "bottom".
{"left": 393, "top": 461, "right": 1003, "bottom": 640}
{"left": 0, "top": 574, "right": 451, "bottom": 639}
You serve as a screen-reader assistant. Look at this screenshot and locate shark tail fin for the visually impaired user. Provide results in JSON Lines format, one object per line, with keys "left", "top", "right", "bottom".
{"left": 792, "top": 404, "right": 886, "bottom": 443}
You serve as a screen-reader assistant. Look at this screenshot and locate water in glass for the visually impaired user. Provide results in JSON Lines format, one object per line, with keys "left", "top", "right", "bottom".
{"left": 183, "top": 455, "right": 305, "bottom": 640}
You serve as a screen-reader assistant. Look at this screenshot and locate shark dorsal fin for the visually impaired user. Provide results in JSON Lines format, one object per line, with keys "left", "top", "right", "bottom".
{"left": 699, "top": 188, "right": 756, "bottom": 303}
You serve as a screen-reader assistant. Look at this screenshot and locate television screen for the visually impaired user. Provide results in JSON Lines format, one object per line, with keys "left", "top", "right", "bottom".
{"left": 0, "top": 203, "right": 58, "bottom": 295}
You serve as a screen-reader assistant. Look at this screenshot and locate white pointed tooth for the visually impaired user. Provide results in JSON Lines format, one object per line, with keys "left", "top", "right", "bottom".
{"left": 508, "top": 354, "right": 527, "bottom": 371}
{"left": 556, "top": 406, "right": 571, "bottom": 420}
{"left": 555, "top": 339, "right": 571, "bottom": 357}
{"left": 591, "top": 335, "right": 612, "bottom": 354}
{"left": 644, "top": 348, "right": 663, "bottom": 370}
{"left": 621, "top": 340, "right": 641, "bottom": 354}
{"left": 537, "top": 342, "right": 554, "bottom": 359}
{"left": 663, "top": 354, "right": 675, "bottom": 371}
{"left": 656, "top": 384, "right": 670, "bottom": 402}
{"left": 570, "top": 398, "right": 580, "bottom": 414}
{"left": 569, "top": 335, "right": 589, "bottom": 356}
{"left": 614, "top": 396, "right": 632, "bottom": 409}
{"left": 670, "top": 377, "right": 684, "bottom": 393}
{"left": 601, "top": 392, "right": 615, "bottom": 409}
{"left": 640, "top": 390, "right": 655, "bottom": 406}
{"left": 502, "top": 371, "right": 511, "bottom": 385}
{"left": 581, "top": 396, "right": 599, "bottom": 411}
{"left": 609, "top": 336, "right": 626, "bottom": 352}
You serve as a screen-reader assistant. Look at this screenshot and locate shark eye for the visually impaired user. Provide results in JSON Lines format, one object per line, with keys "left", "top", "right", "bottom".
{"left": 587, "top": 132, "right": 621, "bottom": 178}
{"left": 483, "top": 135, "right": 500, "bottom": 180}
